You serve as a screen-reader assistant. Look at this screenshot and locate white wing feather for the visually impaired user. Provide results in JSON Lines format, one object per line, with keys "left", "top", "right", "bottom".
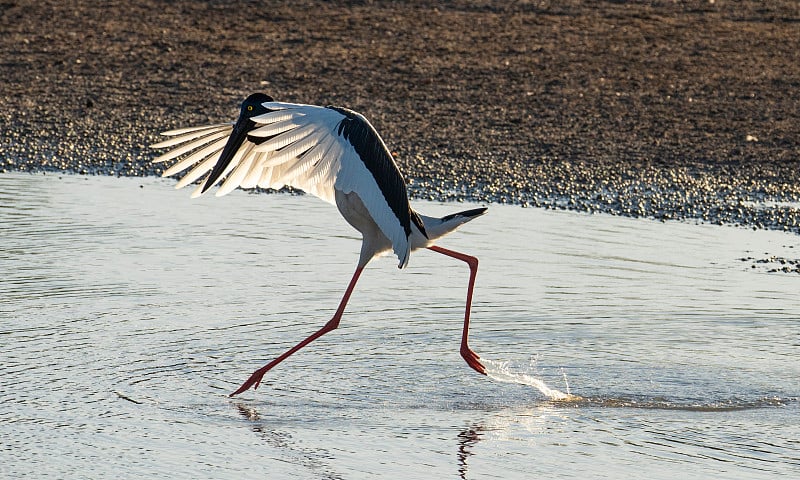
{"left": 151, "top": 101, "right": 412, "bottom": 266}
{"left": 150, "top": 124, "right": 231, "bottom": 150}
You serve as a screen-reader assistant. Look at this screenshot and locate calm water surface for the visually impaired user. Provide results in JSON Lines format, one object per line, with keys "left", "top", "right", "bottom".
{"left": 1, "top": 172, "right": 798, "bottom": 479}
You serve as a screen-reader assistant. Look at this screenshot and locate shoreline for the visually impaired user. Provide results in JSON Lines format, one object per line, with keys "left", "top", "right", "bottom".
{"left": 6, "top": 164, "right": 799, "bottom": 237}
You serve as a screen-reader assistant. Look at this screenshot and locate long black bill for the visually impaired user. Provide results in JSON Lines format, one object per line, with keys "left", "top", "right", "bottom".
{"left": 200, "top": 116, "right": 254, "bottom": 194}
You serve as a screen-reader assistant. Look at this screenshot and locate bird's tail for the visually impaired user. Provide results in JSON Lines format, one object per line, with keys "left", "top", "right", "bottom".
{"left": 419, "top": 207, "right": 488, "bottom": 242}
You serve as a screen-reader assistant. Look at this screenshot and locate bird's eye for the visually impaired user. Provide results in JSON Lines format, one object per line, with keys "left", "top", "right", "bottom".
{"left": 247, "top": 105, "right": 254, "bottom": 111}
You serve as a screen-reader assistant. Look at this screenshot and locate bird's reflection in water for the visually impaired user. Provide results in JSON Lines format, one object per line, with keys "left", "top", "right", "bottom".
{"left": 235, "top": 402, "right": 261, "bottom": 422}
{"left": 232, "top": 402, "right": 342, "bottom": 479}
{"left": 457, "top": 425, "right": 486, "bottom": 479}
{"left": 236, "top": 403, "right": 493, "bottom": 478}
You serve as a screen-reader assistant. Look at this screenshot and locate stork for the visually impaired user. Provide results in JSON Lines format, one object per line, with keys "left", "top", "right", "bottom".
{"left": 151, "top": 93, "right": 487, "bottom": 396}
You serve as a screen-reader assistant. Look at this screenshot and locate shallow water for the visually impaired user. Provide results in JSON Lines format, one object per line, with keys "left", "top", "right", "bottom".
{"left": 1, "top": 172, "right": 798, "bottom": 479}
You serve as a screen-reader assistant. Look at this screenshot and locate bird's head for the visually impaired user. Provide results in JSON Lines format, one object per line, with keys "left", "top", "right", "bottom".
{"left": 201, "top": 93, "right": 274, "bottom": 194}
{"left": 238, "top": 92, "right": 273, "bottom": 120}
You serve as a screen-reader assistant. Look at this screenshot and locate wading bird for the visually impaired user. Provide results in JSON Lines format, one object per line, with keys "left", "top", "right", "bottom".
{"left": 151, "top": 93, "right": 487, "bottom": 396}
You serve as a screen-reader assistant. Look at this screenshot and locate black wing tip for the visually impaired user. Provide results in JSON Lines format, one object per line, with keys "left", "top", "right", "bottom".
{"left": 200, "top": 177, "right": 214, "bottom": 194}
{"left": 411, "top": 209, "right": 428, "bottom": 239}
{"left": 467, "top": 207, "right": 489, "bottom": 217}
{"left": 441, "top": 207, "right": 488, "bottom": 222}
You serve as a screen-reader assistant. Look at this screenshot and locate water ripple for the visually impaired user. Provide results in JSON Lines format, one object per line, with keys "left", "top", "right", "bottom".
{"left": 1, "top": 173, "right": 799, "bottom": 479}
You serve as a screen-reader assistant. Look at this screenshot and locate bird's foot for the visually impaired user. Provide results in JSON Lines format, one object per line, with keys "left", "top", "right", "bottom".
{"left": 229, "top": 364, "right": 272, "bottom": 397}
{"left": 460, "top": 345, "right": 486, "bottom": 375}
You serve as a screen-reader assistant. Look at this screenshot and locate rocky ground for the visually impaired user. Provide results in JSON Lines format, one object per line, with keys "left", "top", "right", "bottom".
{"left": 1, "top": 0, "right": 799, "bottom": 235}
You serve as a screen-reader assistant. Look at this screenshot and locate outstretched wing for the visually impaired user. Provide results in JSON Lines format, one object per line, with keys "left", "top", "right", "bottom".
{"left": 151, "top": 101, "right": 422, "bottom": 267}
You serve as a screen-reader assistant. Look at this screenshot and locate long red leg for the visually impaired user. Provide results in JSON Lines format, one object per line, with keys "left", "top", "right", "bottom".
{"left": 427, "top": 245, "right": 486, "bottom": 375}
{"left": 229, "top": 266, "right": 365, "bottom": 397}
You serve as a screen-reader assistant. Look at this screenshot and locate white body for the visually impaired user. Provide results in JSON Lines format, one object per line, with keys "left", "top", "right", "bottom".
{"left": 335, "top": 189, "right": 482, "bottom": 267}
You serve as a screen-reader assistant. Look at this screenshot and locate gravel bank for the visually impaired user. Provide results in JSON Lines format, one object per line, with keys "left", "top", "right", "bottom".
{"left": 2, "top": 0, "right": 799, "bottom": 233}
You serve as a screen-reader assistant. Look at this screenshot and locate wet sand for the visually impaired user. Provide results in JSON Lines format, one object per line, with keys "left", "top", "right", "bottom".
{"left": 1, "top": 0, "right": 799, "bottom": 232}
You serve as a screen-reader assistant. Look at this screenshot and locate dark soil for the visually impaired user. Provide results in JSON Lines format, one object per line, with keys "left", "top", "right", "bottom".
{"left": 1, "top": 0, "right": 799, "bottom": 231}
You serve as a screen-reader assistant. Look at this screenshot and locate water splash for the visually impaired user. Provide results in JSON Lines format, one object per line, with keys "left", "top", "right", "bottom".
{"left": 483, "top": 359, "right": 789, "bottom": 410}
{"left": 483, "top": 358, "right": 582, "bottom": 402}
